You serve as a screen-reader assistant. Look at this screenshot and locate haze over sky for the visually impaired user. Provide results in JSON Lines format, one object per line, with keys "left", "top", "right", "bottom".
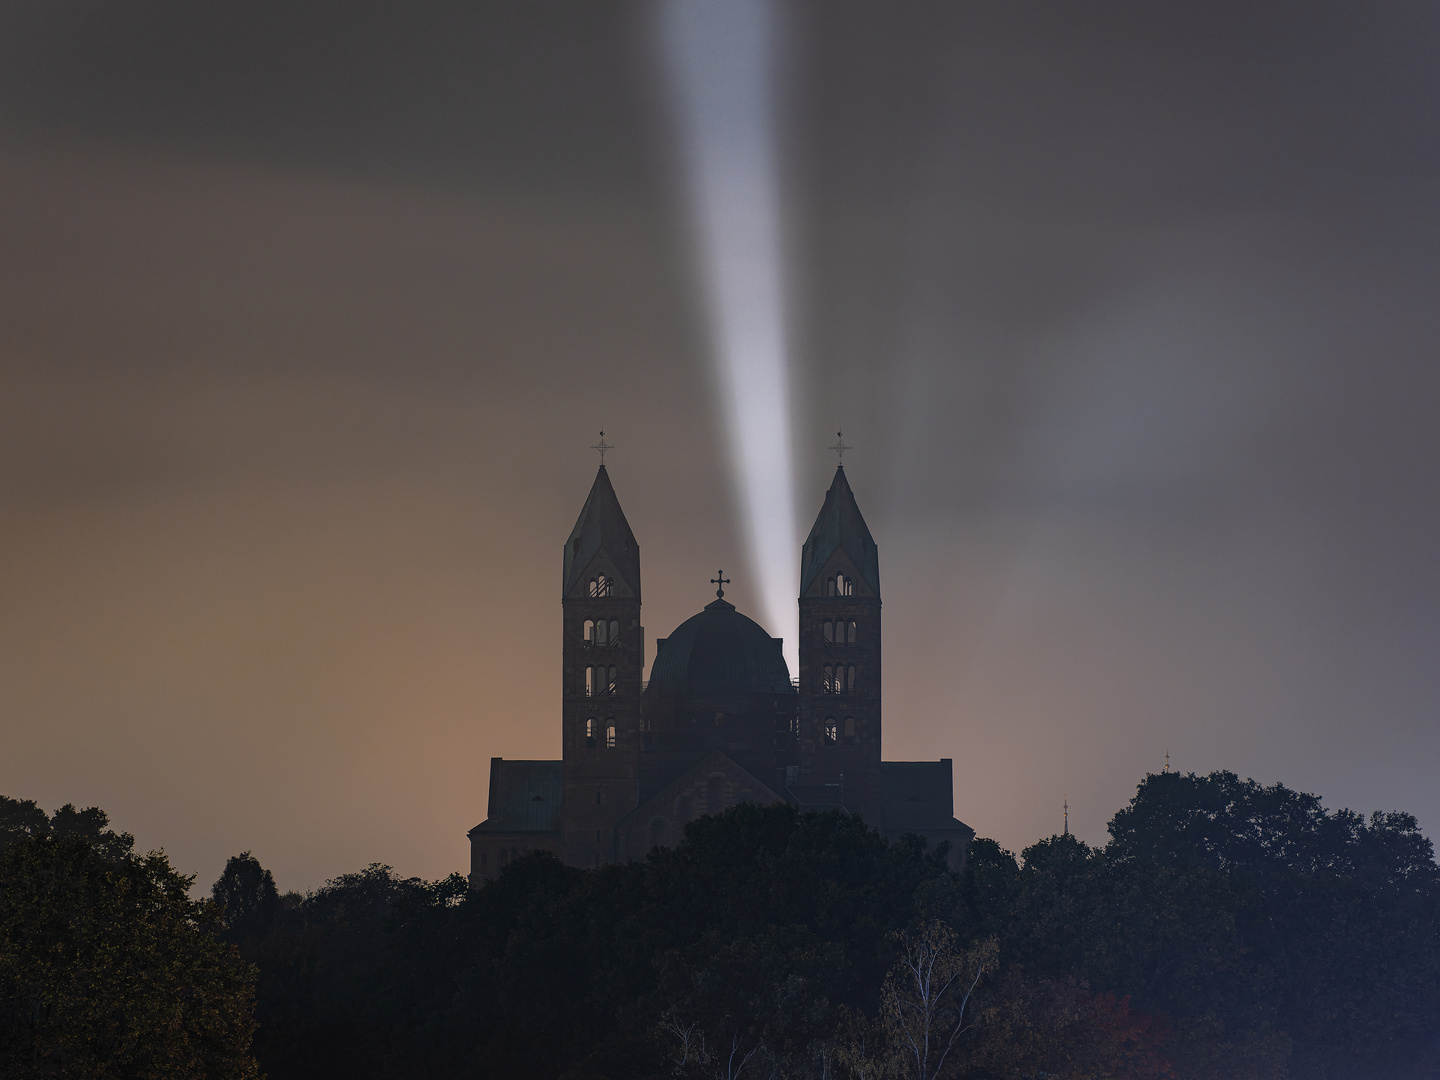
{"left": 1, "top": 1, "right": 1437, "bottom": 892}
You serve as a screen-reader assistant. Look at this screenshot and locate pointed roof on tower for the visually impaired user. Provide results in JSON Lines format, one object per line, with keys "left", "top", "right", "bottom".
{"left": 800, "top": 466, "right": 879, "bottom": 596}
{"left": 563, "top": 466, "right": 641, "bottom": 599}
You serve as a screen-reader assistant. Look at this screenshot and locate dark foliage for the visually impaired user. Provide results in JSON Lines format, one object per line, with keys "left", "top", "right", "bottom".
{"left": 243, "top": 806, "right": 955, "bottom": 1079}
{"left": 0, "top": 831, "right": 260, "bottom": 1079}
{"left": 214, "top": 851, "right": 282, "bottom": 940}
{"left": 7, "top": 774, "right": 1437, "bottom": 1080}
{"left": 0, "top": 795, "right": 135, "bottom": 861}
{"left": 228, "top": 777, "right": 1440, "bottom": 1080}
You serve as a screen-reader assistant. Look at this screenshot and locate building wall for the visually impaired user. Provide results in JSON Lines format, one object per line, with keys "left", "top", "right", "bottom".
{"left": 798, "top": 553, "right": 883, "bottom": 824}
{"left": 616, "top": 752, "right": 781, "bottom": 861}
{"left": 560, "top": 554, "right": 643, "bottom": 867}
{"left": 470, "top": 830, "right": 561, "bottom": 884}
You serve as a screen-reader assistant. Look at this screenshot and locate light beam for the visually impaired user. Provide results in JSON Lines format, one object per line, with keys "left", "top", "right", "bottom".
{"left": 658, "top": 0, "right": 798, "bottom": 668}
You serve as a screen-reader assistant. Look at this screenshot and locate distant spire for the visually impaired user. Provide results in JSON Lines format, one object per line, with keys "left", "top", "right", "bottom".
{"left": 710, "top": 569, "right": 730, "bottom": 599}
{"left": 1164, "top": 750, "right": 1170, "bottom": 774}
{"left": 591, "top": 430, "right": 613, "bottom": 466}
{"left": 1063, "top": 795, "right": 1069, "bottom": 837}
{"left": 563, "top": 464, "right": 640, "bottom": 600}
{"left": 829, "top": 430, "right": 852, "bottom": 466}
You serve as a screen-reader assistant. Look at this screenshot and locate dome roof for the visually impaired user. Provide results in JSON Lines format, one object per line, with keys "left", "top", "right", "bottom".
{"left": 646, "top": 598, "right": 794, "bottom": 700}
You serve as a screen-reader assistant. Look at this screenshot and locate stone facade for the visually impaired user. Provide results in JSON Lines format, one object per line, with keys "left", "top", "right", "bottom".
{"left": 795, "top": 467, "right": 884, "bottom": 825}
{"left": 468, "top": 464, "right": 974, "bottom": 886}
{"left": 558, "top": 467, "right": 644, "bottom": 868}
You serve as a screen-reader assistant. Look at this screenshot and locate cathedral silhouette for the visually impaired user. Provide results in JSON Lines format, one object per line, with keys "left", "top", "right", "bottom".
{"left": 468, "top": 463, "right": 973, "bottom": 883}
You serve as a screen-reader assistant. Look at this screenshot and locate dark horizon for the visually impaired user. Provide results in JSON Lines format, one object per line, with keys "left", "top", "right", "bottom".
{"left": 1, "top": 1, "right": 1437, "bottom": 892}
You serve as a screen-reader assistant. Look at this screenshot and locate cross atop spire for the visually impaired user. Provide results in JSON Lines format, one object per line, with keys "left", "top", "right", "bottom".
{"left": 829, "top": 430, "right": 852, "bottom": 466}
{"left": 591, "top": 431, "right": 613, "bottom": 466}
{"left": 710, "top": 569, "right": 730, "bottom": 599}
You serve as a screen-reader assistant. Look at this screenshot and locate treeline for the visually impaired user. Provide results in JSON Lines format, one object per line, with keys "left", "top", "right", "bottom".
{"left": 0, "top": 797, "right": 260, "bottom": 1078}
{"left": 5, "top": 773, "right": 1440, "bottom": 1079}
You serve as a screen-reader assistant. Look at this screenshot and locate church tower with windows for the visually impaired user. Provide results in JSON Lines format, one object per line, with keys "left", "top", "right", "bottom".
{"left": 795, "top": 465, "right": 884, "bottom": 823}
{"left": 558, "top": 465, "right": 644, "bottom": 867}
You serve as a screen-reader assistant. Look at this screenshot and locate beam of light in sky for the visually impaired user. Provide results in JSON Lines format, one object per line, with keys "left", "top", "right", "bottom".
{"left": 658, "top": 0, "right": 798, "bottom": 668}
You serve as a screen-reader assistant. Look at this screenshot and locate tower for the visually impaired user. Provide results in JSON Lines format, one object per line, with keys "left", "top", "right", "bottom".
{"left": 560, "top": 465, "right": 644, "bottom": 866}
{"left": 796, "top": 465, "right": 883, "bottom": 823}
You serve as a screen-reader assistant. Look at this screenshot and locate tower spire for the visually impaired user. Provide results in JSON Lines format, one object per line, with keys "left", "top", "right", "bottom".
{"left": 563, "top": 462, "right": 640, "bottom": 600}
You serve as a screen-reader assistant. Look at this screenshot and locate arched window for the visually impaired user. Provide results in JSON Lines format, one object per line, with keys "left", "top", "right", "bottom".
{"left": 823, "top": 620, "right": 834, "bottom": 643}
{"left": 594, "top": 619, "right": 608, "bottom": 646}
{"left": 707, "top": 775, "right": 725, "bottom": 809}
{"left": 847, "top": 620, "right": 857, "bottom": 645}
{"left": 585, "top": 717, "right": 597, "bottom": 748}
{"left": 585, "top": 666, "right": 595, "bottom": 696}
{"left": 844, "top": 717, "right": 856, "bottom": 744}
{"left": 824, "top": 718, "right": 837, "bottom": 745}
{"left": 606, "top": 721, "right": 616, "bottom": 750}
{"left": 589, "top": 574, "right": 613, "bottom": 597}
{"left": 823, "top": 664, "right": 835, "bottom": 693}
{"left": 609, "top": 620, "right": 620, "bottom": 645}
{"left": 826, "top": 577, "right": 835, "bottom": 597}
{"left": 584, "top": 619, "right": 595, "bottom": 644}
{"left": 607, "top": 666, "right": 618, "bottom": 695}
{"left": 847, "top": 665, "right": 856, "bottom": 693}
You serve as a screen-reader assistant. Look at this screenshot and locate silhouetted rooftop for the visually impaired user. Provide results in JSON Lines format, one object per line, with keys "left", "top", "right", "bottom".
{"left": 646, "top": 597, "right": 794, "bottom": 700}
{"left": 800, "top": 467, "right": 879, "bottom": 596}
{"left": 471, "top": 759, "right": 562, "bottom": 833}
{"left": 563, "top": 465, "right": 640, "bottom": 599}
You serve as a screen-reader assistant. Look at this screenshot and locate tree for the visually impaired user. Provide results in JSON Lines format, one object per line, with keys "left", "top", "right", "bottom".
{"left": 213, "top": 851, "right": 280, "bottom": 939}
{"left": 0, "top": 834, "right": 261, "bottom": 1079}
{"left": 0, "top": 797, "right": 49, "bottom": 855}
{"left": 1106, "top": 771, "right": 1440, "bottom": 1080}
{"left": 881, "top": 921, "right": 997, "bottom": 1080}
{"left": 0, "top": 797, "right": 134, "bottom": 861}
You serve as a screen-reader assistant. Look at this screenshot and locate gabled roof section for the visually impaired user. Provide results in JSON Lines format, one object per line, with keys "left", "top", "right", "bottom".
{"left": 563, "top": 466, "right": 640, "bottom": 600}
{"left": 617, "top": 749, "right": 784, "bottom": 832}
{"left": 800, "top": 467, "right": 879, "bottom": 596}
{"left": 469, "top": 759, "right": 563, "bottom": 835}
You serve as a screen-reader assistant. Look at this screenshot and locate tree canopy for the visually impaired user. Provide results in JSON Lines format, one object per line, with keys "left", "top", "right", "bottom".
{"left": 219, "top": 773, "right": 1440, "bottom": 1080}
{"left": 0, "top": 825, "right": 261, "bottom": 1079}
{"left": 5, "top": 771, "right": 1437, "bottom": 1080}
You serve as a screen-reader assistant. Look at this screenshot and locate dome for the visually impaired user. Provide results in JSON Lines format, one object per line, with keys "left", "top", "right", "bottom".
{"left": 646, "top": 598, "right": 794, "bottom": 700}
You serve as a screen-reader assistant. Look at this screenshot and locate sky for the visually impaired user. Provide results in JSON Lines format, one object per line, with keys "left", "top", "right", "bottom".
{"left": 1, "top": 1, "right": 1437, "bottom": 893}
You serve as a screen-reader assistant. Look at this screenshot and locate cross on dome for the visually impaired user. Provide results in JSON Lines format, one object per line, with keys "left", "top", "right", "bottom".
{"left": 710, "top": 570, "right": 730, "bottom": 599}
